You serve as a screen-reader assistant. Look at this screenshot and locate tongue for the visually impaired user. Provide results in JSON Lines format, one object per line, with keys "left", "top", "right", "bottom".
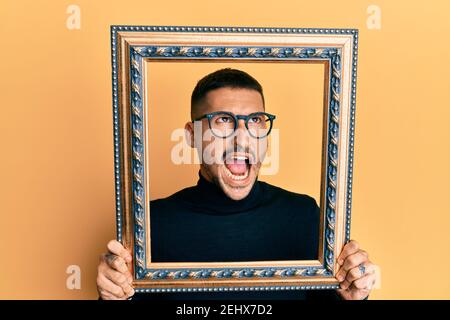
{"left": 225, "top": 160, "right": 247, "bottom": 175}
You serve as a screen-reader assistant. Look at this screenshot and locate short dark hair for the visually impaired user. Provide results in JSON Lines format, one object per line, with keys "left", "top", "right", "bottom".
{"left": 190, "top": 68, "right": 265, "bottom": 120}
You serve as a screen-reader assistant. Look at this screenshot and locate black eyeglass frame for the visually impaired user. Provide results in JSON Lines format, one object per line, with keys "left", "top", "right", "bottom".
{"left": 192, "top": 111, "right": 276, "bottom": 139}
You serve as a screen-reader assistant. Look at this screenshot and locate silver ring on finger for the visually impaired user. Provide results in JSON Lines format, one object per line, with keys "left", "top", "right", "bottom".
{"left": 105, "top": 253, "right": 118, "bottom": 265}
{"left": 358, "top": 263, "right": 366, "bottom": 276}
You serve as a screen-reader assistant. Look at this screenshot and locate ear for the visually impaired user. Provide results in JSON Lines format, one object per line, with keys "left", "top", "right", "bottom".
{"left": 184, "top": 121, "right": 195, "bottom": 148}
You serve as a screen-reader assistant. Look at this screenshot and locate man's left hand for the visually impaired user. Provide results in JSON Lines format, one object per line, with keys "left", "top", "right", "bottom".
{"left": 335, "top": 240, "right": 377, "bottom": 300}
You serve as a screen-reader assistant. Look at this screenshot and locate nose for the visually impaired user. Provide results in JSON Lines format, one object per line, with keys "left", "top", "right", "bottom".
{"left": 237, "top": 118, "right": 247, "bottom": 130}
{"left": 233, "top": 118, "right": 250, "bottom": 147}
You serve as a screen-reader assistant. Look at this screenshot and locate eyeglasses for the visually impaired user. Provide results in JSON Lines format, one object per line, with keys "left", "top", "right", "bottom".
{"left": 193, "top": 111, "right": 276, "bottom": 139}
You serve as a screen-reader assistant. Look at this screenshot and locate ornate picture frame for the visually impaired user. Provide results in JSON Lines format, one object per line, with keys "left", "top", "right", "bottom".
{"left": 110, "top": 25, "right": 358, "bottom": 293}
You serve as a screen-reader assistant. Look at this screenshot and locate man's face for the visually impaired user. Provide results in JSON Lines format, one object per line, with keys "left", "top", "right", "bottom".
{"left": 187, "top": 87, "right": 268, "bottom": 201}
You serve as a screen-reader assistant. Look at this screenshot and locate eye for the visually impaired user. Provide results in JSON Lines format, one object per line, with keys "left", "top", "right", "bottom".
{"left": 248, "top": 116, "right": 262, "bottom": 124}
{"left": 216, "top": 116, "right": 233, "bottom": 123}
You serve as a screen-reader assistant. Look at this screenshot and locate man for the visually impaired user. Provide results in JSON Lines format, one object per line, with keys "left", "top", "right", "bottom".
{"left": 97, "top": 68, "right": 377, "bottom": 300}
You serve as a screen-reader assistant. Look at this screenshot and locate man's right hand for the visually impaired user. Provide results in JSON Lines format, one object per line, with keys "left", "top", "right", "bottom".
{"left": 97, "top": 240, "right": 135, "bottom": 300}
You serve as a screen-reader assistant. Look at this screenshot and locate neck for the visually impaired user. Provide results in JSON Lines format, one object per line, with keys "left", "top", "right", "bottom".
{"left": 177, "top": 169, "right": 263, "bottom": 214}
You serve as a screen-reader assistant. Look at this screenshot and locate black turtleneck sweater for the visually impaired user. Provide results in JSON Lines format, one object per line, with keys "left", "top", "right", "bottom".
{"left": 132, "top": 172, "right": 340, "bottom": 300}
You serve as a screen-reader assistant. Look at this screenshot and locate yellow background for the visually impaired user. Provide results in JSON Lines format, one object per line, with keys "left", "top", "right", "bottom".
{"left": 1, "top": 0, "right": 449, "bottom": 299}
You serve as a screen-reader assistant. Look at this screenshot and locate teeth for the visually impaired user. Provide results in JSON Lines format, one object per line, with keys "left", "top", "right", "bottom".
{"left": 228, "top": 154, "right": 249, "bottom": 161}
{"left": 224, "top": 165, "right": 249, "bottom": 181}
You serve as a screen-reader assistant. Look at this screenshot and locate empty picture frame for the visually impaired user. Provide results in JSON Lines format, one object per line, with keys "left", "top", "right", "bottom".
{"left": 110, "top": 25, "right": 358, "bottom": 293}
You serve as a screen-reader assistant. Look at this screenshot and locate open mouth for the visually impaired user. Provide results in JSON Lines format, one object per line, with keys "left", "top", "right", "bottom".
{"left": 223, "top": 153, "right": 251, "bottom": 182}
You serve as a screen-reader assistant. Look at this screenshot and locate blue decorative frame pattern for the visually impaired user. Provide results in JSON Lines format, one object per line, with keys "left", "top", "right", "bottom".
{"left": 110, "top": 25, "right": 358, "bottom": 292}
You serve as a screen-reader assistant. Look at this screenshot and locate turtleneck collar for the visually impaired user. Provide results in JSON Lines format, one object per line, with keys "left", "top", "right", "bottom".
{"left": 176, "top": 171, "right": 263, "bottom": 215}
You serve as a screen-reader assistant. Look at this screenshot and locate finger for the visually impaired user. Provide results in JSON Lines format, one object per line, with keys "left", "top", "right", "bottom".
{"left": 339, "top": 263, "right": 376, "bottom": 290}
{"left": 98, "top": 257, "right": 133, "bottom": 290}
{"left": 102, "top": 268, "right": 134, "bottom": 298}
{"left": 103, "top": 265, "right": 134, "bottom": 295}
{"left": 100, "top": 254, "right": 133, "bottom": 284}
{"left": 104, "top": 254, "right": 130, "bottom": 274}
{"left": 351, "top": 272, "right": 377, "bottom": 291}
{"left": 336, "top": 251, "right": 369, "bottom": 281}
{"left": 98, "top": 283, "right": 134, "bottom": 301}
{"left": 339, "top": 266, "right": 369, "bottom": 290}
{"left": 103, "top": 262, "right": 133, "bottom": 285}
{"left": 337, "top": 240, "right": 360, "bottom": 265}
{"left": 98, "top": 288, "right": 122, "bottom": 301}
{"left": 107, "top": 240, "right": 132, "bottom": 263}
{"left": 97, "top": 273, "right": 126, "bottom": 299}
